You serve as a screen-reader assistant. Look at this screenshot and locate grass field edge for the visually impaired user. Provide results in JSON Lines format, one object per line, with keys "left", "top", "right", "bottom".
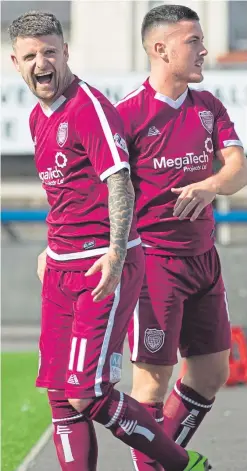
{"left": 15, "top": 425, "right": 53, "bottom": 471}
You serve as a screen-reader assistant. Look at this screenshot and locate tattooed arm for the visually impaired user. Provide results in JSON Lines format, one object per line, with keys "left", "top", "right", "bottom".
{"left": 85, "top": 169, "right": 135, "bottom": 302}
{"left": 108, "top": 168, "right": 135, "bottom": 271}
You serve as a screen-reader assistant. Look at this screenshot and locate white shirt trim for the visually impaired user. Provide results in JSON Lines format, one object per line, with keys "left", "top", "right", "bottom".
{"left": 115, "top": 85, "right": 145, "bottom": 107}
{"left": 154, "top": 88, "right": 188, "bottom": 109}
{"left": 79, "top": 80, "right": 122, "bottom": 166}
{"left": 223, "top": 139, "right": 243, "bottom": 148}
{"left": 47, "top": 237, "right": 141, "bottom": 261}
{"left": 40, "top": 95, "right": 67, "bottom": 117}
{"left": 100, "top": 162, "right": 130, "bottom": 181}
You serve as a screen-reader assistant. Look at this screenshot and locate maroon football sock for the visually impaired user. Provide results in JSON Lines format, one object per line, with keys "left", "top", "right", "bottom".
{"left": 163, "top": 379, "right": 214, "bottom": 447}
{"left": 48, "top": 390, "right": 98, "bottom": 471}
{"left": 130, "top": 403, "right": 164, "bottom": 471}
{"left": 85, "top": 388, "right": 188, "bottom": 471}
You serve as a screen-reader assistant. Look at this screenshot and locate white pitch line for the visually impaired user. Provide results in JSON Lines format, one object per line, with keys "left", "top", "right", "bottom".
{"left": 15, "top": 425, "right": 53, "bottom": 471}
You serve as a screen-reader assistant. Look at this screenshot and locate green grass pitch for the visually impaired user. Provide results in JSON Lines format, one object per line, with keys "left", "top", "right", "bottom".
{"left": 1, "top": 352, "right": 51, "bottom": 471}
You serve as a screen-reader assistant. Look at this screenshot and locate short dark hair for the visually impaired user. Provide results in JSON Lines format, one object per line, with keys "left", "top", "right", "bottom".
{"left": 8, "top": 11, "right": 64, "bottom": 44}
{"left": 141, "top": 4, "right": 199, "bottom": 44}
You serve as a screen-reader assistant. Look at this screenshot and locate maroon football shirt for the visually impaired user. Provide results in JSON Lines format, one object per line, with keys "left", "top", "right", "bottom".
{"left": 29, "top": 77, "right": 140, "bottom": 267}
{"left": 116, "top": 78, "right": 242, "bottom": 256}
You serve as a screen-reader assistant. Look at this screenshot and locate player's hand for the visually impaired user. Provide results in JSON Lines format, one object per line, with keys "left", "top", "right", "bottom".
{"left": 171, "top": 180, "right": 217, "bottom": 221}
{"left": 37, "top": 248, "right": 47, "bottom": 283}
{"left": 85, "top": 248, "right": 126, "bottom": 302}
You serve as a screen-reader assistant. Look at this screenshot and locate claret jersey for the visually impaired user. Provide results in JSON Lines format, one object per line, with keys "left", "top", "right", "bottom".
{"left": 116, "top": 78, "right": 242, "bottom": 256}
{"left": 29, "top": 76, "right": 140, "bottom": 267}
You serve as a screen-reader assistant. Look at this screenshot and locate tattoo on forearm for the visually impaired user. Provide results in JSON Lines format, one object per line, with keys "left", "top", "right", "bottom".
{"left": 107, "top": 168, "right": 135, "bottom": 268}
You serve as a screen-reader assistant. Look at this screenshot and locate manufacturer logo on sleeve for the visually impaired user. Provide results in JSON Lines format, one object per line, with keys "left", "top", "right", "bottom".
{"left": 198, "top": 111, "right": 214, "bottom": 134}
{"left": 114, "top": 133, "right": 129, "bottom": 155}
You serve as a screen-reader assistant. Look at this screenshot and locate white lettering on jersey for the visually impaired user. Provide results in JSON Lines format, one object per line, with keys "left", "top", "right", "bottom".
{"left": 153, "top": 138, "right": 213, "bottom": 173}
{"left": 39, "top": 152, "right": 67, "bottom": 185}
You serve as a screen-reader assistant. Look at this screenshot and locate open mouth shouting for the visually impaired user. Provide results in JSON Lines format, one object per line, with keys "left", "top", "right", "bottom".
{"left": 35, "top": 71, "right": 54, "bottom": 85}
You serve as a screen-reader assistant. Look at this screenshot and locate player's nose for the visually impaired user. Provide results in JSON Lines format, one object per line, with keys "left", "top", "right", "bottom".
{"left": 200, "top": 45, "right": 208, "bottom": 57}
{"left": 35, "top": 53, "right": 48, "bottom": 69}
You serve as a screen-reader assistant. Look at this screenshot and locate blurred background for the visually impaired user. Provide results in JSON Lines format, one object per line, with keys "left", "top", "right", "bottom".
{"left": 1, "top": 2, "right": 247, "bottom": 471}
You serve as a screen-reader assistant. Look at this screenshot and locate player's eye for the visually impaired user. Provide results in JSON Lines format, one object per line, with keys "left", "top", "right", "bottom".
{"left": 45, "top": 50, "right": 56, "bottom": 56}
{"left": 24, "top": 54, "right": 36, "bottom": 61}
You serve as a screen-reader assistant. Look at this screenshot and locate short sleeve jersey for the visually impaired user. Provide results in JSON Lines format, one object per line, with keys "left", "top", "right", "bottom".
{"left": 29, "top": 77, "right": 140, "bottom": 266}
{"left": 116, "top": 78, "right": 242, "bottom": 256}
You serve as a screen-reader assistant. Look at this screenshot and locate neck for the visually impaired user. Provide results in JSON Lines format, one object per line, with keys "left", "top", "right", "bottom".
{"left": 40, "top": 68, "right": 75, "bottom": 110}
{"left": 149, "top": 64, "right": 187, "bottom": 100}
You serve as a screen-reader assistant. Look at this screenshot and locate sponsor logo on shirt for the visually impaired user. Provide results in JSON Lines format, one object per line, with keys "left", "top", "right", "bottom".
{"left": 153, "top": 138, "right": 213, "bottom": 173}
{"left": 38, "top": 152, "right": 67, "bottom": 185}
{"left": 144, "top": 328, "right": 165, "bottom": 353}
{"left": 198, "top": 111, "right": 214, "bottom": 134}
{"left": 110, "top": 352, "right": 122, "bottom": 383}
{"left": 57, "top": 122, "right": 68, "bottom": 147}
{"left": 114, "top": 133, "right": 129, "bottom": 155}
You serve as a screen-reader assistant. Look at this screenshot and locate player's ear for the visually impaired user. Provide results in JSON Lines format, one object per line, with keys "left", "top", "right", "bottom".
{"left": 154, "top": 41, "right": 168, "bottom": 62}
{"left": 11, "top": 54, "right": 20, "bottom": 72}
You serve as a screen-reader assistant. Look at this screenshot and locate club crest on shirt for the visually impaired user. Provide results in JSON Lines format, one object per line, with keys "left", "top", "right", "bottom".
{"left": 198, "top": 111, "right": 214, "bottom": 134}
{"left": 57, "top": 122, "right": 68, "bottom": 147}
{"left": 113, "top": 133, "right": 129, "bottom": 155}
{"left": 144, "top": 328, "right": 165, "bottom": 353}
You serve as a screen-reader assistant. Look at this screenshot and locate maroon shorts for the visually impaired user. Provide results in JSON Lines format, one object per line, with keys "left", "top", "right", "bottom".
{"left": 128, "top": 246, "right": 231, "bottom": 365}
{"left": 36, "top": 247, "right": 145, "bottom": 398}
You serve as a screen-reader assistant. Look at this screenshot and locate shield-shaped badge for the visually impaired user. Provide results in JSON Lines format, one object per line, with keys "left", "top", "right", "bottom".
{"left": 57, "top": 122, "right": 68, "bottom": 147}
{"left": 144, "top": 328, "right": 165, "bottom": 353}
{"left": 198, "top": 111, "right": 214, "bottom": 134}
{"left": 114, "top": 133, "right": 129, "bottom": 155}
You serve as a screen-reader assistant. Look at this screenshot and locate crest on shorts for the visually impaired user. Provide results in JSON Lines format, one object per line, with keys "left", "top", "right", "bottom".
{"left": 144, "top": 328, "right": 165, "bottom": 353}
{"left": 198, "top": 111, "right": 214, "bottom": 134}
{"left": 57, "top": 122, "right": 68, "bottom": 147}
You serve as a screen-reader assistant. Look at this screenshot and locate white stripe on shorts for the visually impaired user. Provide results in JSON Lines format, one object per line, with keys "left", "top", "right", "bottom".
{"left": 68, "top": 337, "right": 77, "bottom": 371}
{"left": 77, "top": 338, "right": 87, "bottom": 372}
{"left": 131, "top": 300, "right": 140, "bottom": 361}
{"left": 94, "top": 283, "right": 121, "bottom": 397}
{"left": 224, "top": 291, "right": 230, "bottom": 321}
